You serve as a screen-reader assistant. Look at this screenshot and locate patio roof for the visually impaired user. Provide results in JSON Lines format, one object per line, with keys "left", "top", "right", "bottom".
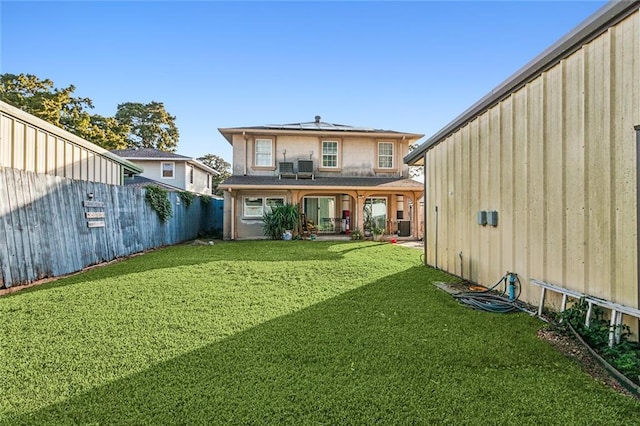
{"left": 219, "top": 176, "right": 423, "bottom": 191}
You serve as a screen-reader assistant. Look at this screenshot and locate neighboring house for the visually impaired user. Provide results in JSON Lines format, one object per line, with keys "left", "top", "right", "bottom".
{"left": 218, "top": 116, "right": 424, "bottom": 240}
{"left": 111, "top": 148, "right": 218, "bottom": 195}
{"left": 0, "top": 100, "right": 142, "bottom": 184}
{"left": 405, "top": 1, "right": 640, "bottom": 319}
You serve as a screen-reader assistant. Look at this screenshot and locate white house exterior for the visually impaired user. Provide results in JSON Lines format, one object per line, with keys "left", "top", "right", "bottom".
{"left": 111, "top": 148, "right": 218, "bottom": 195}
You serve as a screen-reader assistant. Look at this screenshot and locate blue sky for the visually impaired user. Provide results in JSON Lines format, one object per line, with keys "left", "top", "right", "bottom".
{"left": 1, "top": 1, "right": 607, "bottom": 163}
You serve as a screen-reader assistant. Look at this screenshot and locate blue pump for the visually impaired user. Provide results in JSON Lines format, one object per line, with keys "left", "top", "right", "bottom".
{"left": 507, "top": 272, "right": 517, "bottom": 301}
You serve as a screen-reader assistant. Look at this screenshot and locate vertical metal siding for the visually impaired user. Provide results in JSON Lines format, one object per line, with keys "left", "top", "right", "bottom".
{"left": 0, "top": 110, "right": 130, "bottom": 185}
{"left": 424, "top": 11, "right": 640, "bottom": 308}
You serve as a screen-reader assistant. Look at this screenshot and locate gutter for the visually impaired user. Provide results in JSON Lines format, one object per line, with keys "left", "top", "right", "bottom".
{"left": 404, "top": 0, "right": 640, "bottom": 165}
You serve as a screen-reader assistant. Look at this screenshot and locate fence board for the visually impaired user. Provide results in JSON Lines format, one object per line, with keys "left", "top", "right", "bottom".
{"left": 0, "top": 168, "right": 209, "bottom": 288}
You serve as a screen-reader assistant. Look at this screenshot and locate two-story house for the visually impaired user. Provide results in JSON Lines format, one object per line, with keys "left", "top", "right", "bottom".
{"left": 218, "top": 116, "right": 424, "bottom": 240}
{"left": 111, "top": 148, "right": 218, "bottom": 195}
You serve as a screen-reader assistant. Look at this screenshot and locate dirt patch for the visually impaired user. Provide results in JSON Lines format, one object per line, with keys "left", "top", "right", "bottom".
{"left": 537, "top": 327, "right": 637, "bottom": 398}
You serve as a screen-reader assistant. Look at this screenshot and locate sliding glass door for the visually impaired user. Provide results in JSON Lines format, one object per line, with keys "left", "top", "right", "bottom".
{"left": 304, "top": 197, "right": 336, "bottom": 233}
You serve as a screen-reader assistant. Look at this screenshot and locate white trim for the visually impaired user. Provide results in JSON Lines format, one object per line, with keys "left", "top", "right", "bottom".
{"left": 377, "top": 141, "right": 394, "bottom": 169}
{"left": 161, "top": 161, "right": 175, "bottom": 179}
{"left": 254, "top": 138, "right": 273, "bottom": 167}
{"left": 321, "top": 140, "right": 339, "bottom": 168}
{"left": 242, "top": 196, "right": 285, "bottom": 218}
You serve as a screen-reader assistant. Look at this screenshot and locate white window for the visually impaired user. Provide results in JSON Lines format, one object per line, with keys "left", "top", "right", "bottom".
{"left": 322, "top": 140, "right": 338, "bottom": 168}
{"left": 255, "top": 139, "right": 273, "bottom": 167}
{"left": 206, "top": 173, "right": 211, "bottom": 189}
{"left": 378, "top": 142, "right": 394, "bottom": 169}
{"left": 243, "top": 197, "right": 285, "bottom": 217}
{"left": 161, "top": 162, "right": 175, "bottom": 178}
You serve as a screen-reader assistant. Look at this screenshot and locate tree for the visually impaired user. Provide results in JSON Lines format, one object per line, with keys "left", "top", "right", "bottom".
{"left": 1, "top": 73, "right": 93, "bottom": 130}
{"left": 0, "top": 73, "right": 129, "bottom": 149}
{"left": 1, "top": 73, "right": 179, "bottom": 152}
{"left": 197, "top": 154, "right": 231, "bottom": 196}
{"left": 408, "top": 143, "right": 424, "bottom": 179}
{"left": 115, "top": 101, "right": 179, "bottom": 152}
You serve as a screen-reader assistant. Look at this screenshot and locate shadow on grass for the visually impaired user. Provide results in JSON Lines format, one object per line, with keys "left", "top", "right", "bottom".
{"left": 3, "top": 267, "right": 639, "bottom": 425}
{"left": 3, "top": 241, "right": 387, "bottom": 298}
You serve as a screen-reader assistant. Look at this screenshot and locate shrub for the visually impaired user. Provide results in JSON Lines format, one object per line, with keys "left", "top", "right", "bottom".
{"left": 262, "top": 203, "right": 299, "bottom": 240}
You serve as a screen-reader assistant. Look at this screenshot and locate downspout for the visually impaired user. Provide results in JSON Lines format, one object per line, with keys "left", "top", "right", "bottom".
{"left": 229, "top": 187, "right": 235, "bottom": 240}
{"left": 423, "top": 151, "right": 428, "bottom": 266}
{"left": 434, "top": 205, "right": 439, "bottom": 270}
{"left": 243, "top": 131, "right": 248, "bottom": 176}
{"left": 635, "top": 125, "right": 640, "bottom": 338}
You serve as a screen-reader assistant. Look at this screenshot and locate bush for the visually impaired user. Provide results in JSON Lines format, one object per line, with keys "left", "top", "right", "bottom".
{"left": 262, "top": 203, "right": 299, "bottom": 240}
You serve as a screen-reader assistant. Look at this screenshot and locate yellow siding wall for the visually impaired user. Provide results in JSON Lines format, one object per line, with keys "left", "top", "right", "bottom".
{"left": 424, "top": 12, "right": 640, "bottom": 309}
{"left": 0, "top": 110, "right": 123, "bottom": 185}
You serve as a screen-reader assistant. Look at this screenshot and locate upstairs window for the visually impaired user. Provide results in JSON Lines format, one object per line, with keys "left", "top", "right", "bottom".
{"left": 322, "top": 141, "right": 338, "bottom": 168}
{"left": 189, "top": 166, "right": 194, "bottom": 184}
{"left": 378, "top": 142, "right": 394, "bottom": 169}
{"left": 255, "top": 139, "right": 273, "bottom": 167}
{"left": 206, "top": 173, "right": 211, "bottom": 188}
{"left": 161, "top": 162, "right": 175, "bottom": 178}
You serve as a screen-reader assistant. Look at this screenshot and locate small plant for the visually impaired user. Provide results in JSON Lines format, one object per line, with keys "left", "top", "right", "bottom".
{"left": 350, "top": 229, "right": 362, "bottom": 240}
{"left": 372, "top": 226, "right": 385, "bottom": 236}
{"left": 144, "top": 185, "right": 172, "bottom": 223}
{"left": 178, "top": 191, "right": 195, "bottom": 208}
{"left": 559, "top": 299, "right": 640, "bottom": 385}
{"left": 200, "top": 195, "right": 212, "bottom": 206}
{"left": 262, "top": 203, "right": 299, "bottom": 240}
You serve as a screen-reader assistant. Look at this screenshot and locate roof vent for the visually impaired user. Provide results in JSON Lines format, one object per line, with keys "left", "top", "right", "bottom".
{"left": 314, "top": 115, "right": 321, "bottom": 123}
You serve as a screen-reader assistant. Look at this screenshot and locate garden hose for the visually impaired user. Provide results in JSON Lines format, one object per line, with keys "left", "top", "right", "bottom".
{"left": 453, "top": 272, "right": 526, "bottom": 314}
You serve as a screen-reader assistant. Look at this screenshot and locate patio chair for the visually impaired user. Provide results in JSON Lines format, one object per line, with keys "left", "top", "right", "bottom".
{"left": 279, "top": 162, "right": 296, "bottom": 179}
{"left": 297, "top": 160, "right": 314, "bottom": 180}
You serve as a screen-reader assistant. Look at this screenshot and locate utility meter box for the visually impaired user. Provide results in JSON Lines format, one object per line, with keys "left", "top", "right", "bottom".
{"left": 487, "top": 210, "right": 498, "bottom": 226}
{"left": 477, "top": 210, "right": 487, "bottom": 226}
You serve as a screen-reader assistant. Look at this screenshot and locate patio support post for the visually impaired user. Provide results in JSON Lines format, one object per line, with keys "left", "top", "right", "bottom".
{"left": 355, "top": 193, "right": 364, "bottom": 233}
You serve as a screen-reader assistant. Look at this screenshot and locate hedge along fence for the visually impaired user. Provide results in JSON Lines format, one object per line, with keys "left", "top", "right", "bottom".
{"left": 0, "top": 167, "right": 214, "bottom": 289}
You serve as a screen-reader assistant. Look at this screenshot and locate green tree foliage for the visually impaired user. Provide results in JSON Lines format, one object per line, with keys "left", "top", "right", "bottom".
{"left": 115, "top": 101, "right": 179, "bottom": 152}
{"left": 408, "top": 143, "right": 423, "bottom": 179}
{"left": 197, "top": 154, "right": 231, "bottom": 196}
{"left": 1, "top": 73, "right": 94, "bottom": 131}
{"left": 0, "top": 73, "right": 178, "bottom": 152}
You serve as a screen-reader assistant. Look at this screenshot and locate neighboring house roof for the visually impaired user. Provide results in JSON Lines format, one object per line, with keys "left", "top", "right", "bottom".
{"left": 219, "top": 176, "right": 423, "bottom": 190}
{"left": 404, "top": 0, "right": 639, "bottom": 165}
{"left": 218, "top": 116, "right": 424, "bottom": 143}
{"left": 111, "top": 148, "right": 219, "bottom": 175}
{"left": 111, "top": 148, "right": 192, "bottom": 160}
{"left": 122, "top": 175, "right": 185, "bottom": 192}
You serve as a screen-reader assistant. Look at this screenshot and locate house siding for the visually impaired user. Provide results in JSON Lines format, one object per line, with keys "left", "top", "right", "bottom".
{"left": 422, "top": 10, "right": 640, "bottom": 310}
{"left": 230, "top": 133, "right": 411, "bottom": 178}
{"left": 0, "top": 101, "right": 137, "bottom": 185}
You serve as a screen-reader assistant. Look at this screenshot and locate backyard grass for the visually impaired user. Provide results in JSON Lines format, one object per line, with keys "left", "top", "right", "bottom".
{"left": 1, "top": 240, "right": 639, "bottom": 424}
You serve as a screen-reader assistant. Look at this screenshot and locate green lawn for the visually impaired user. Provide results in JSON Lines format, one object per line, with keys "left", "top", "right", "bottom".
{"left": 1, "top": 241, "right": 639, "bottom": 425}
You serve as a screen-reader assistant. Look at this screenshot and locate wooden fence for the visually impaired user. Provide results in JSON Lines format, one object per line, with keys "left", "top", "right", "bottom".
{"left": 0, "top": 167, "right": 219, "bottom": 289}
